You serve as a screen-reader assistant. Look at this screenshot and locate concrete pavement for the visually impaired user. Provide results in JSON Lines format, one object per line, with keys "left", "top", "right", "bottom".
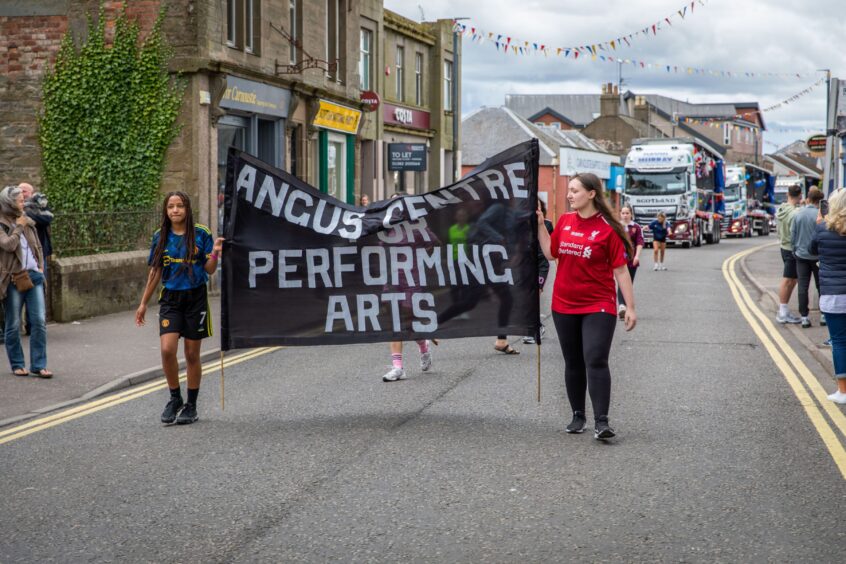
{"left": 0, "top": 296, "right": 222, "bottom": 427}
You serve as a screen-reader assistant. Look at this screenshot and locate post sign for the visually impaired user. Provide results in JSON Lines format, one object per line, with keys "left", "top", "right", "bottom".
{"left": 388, "top": 143, "right": 427, "bottom": 171}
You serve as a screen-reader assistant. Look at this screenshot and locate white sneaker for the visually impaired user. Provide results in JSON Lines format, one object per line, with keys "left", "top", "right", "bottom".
{"left": 827, "top": 391, "right": 846, "bottom": 404}
{"left": 420, "top": 351, "right": 432, "bottom": 372}
{"left": 659, "top": 264, "right": 667, "bottom": 271}
{"left": 382, "top": 367, "right": 407, "bottom": 382}
{"left": 776, "top": 311, "right": 802, "bottom": 324}
{"left": 653, "top": 264, "right": 659, "bottom": 271}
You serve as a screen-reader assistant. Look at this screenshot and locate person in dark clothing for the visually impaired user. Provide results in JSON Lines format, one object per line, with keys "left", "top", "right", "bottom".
{"left": 524, "top": 199, "right": 554, "bottom": 344}
{"left": 809, "top": 189, "right": 846, "bottom": 404}
{"left": 19, "top": 183, "right": 53, "bottom": 336}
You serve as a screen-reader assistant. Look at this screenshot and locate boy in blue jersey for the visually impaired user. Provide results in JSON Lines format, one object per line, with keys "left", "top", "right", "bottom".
{"left": 136, "top": 192, "right": 223, "bottom": 425}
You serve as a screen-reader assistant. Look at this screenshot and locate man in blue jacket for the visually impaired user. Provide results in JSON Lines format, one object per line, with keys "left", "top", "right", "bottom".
{"left": 791, "top": 187, "right": 823, "bottom": 328}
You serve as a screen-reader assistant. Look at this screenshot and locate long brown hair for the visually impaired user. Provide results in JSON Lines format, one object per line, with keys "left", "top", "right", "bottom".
{"left": 151, "top": 191, "right": 197, "bottom": 281}
{"left": 572, "top": 173, "right": 634, "bottom": 258}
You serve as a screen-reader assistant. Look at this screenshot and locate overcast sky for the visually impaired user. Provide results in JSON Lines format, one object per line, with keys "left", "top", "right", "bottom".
{"left": 384, "top": 0, "right": 846, "bottom": 151}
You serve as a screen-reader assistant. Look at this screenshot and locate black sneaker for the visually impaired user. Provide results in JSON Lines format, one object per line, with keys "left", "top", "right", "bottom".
{"left": 176, "top": 403, "right": 198, "bottom": 425}
{"left": 594, "top": 416, "right": 616, "bottom": 440}
{"left": 160, "top": 397, "right": 184, "bottom": 424}
{"left": 565, "top": 411, "right": 587, "bottom": 434}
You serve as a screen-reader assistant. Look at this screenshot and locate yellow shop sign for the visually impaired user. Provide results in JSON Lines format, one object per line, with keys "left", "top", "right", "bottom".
{"left": 313, "top": 100, "right": 361, "bottom": 134}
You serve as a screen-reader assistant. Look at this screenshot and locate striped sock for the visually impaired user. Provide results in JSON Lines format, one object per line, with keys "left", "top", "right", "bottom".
{"left": 417, "top": 340, "right": 429, "bottom": 354}
{"left": 391, "top": 353, "right": 403, "bottom": 369}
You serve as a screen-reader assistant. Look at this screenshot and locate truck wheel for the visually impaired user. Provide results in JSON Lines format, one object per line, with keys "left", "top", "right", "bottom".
{"left": 682, "top": 241, "right": 691, "bottom": 249}
{"left": 759, "top": 225, "right": 768, "bottom": 237}
{"left": 715, "top": 226, "right": 721, "bottom": 244}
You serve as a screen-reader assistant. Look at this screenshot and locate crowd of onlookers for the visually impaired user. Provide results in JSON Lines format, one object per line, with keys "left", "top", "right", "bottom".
{"left": 776, "top": 184, "right": 846, "bottom": 404}
{"left": 0, "top": 182, "right": 54, "bottom": 379}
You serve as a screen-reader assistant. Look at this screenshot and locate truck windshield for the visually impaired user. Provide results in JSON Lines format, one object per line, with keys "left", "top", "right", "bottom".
{"left": 625, "top": 169, "right": 688, "bottom": 195}
{"left": 724, "top": 183, "right": 742, "bottom": 202}
{"left": 774, "top": 191, "right": 788, "bottom": 204}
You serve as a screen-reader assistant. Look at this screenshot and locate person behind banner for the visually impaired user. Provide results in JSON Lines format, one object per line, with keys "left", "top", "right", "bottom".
{"left": 524, "top": 199, "right": 553, "bottom": 345}
{"left": 382, "top": 194, "right": 438, "bottom": 382}
{"left": 537, "top": 173, "right": 636, "bottom": 440}
{"left": 135, "top": 191, "right": 224, "bottom": 425}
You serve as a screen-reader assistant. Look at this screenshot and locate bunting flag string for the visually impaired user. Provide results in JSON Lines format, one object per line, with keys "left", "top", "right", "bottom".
{"left": 674, "top": 77, "right": 827, "bottom": 129}
{"left": 455, "top": 0, "right": 814, "bottom": 80}
{"left": 454, "top": 0, "right": 709, "bottom": 60}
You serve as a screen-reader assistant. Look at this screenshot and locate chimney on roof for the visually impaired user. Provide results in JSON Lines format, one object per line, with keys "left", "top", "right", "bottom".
{"left": 634, "top": 96, "right": 649, "bottom": 124}
{"left": 600, "top": 82, "right": 619, "bottom": 118}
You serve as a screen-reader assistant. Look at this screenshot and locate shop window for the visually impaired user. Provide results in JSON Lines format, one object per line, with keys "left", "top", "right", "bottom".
{"left": 360, "top": 28, "right": 372, "bottom": 90}
{"left": 257, "top": 119, "right": 277, "bottom": 167}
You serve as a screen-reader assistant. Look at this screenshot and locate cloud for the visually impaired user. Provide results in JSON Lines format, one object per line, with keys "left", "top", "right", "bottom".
{"left": 385, "top": 0, "right": 846, "bottom": 148}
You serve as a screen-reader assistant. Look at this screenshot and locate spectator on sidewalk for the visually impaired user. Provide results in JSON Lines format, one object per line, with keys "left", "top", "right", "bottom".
{"left": 809, "top": 188, "right": 846, "bottom": 404}
{"left": 0, "top": 185, "right": 51, "bottom": 378}
{"left": 792, "top": 187, "right": 824, "bottom": 328}
{"left": 775, "top": 184, "right": 803, "bottom": 324}
{"left": 19, "top": 182, "right": 53, "bottom": 335}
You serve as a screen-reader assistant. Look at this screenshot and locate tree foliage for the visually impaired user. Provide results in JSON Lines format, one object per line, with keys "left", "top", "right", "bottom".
{"left": 39, "top": 5, "right": 185, "bottom": 214}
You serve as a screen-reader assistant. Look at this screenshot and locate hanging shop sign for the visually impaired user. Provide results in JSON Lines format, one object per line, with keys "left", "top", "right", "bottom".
{"left": 806, "top": 135, "right": 827, "bottom": 152}
{"left": 387, "top": 143, "right": 428, "bottom": 171}
{"left": 360, "top": 90, "right": 381, "bottom": 112}
{"left": 383, "top": 103, "right": 431, "bottom": 130}
{"left": 313, "top": 99, "right": 362, "bottom": 134}
{"left": 220, "top": 76, "right": 291, "bottom": 118}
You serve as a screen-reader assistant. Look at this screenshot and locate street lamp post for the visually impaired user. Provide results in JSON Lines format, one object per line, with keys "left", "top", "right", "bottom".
{"left": 452, "top": 18, "right": 468, "bottom": 184}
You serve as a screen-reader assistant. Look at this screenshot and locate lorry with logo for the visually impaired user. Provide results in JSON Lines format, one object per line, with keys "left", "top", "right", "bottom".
{"left": 622, "top": 138, "right": 722, "bottom": 248}
{"left": 722, "top": 164, "right": 772, "bottom": 237}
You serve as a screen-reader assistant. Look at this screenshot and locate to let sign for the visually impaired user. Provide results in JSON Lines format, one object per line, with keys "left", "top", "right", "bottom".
{"left": 388, "top": 143, "right": 427, "bottom": 171}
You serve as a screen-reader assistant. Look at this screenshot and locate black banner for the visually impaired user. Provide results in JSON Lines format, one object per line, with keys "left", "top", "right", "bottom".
{"left": 221, "top": 140, "right": 540, "bottom": 350}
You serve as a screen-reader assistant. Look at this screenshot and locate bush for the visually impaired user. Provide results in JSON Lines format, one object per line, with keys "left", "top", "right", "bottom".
{"left": 39, "top": 5, "right": 184, "bottom": 216}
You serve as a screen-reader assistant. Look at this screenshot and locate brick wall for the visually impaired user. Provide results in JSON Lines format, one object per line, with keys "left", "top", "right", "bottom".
{"left": 0, "top": 15, "right": 68, "bottom": 187}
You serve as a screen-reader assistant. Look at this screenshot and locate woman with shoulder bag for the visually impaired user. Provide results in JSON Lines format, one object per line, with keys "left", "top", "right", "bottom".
{"left": 0, "top": 185, "right": 51, "bottom": 378}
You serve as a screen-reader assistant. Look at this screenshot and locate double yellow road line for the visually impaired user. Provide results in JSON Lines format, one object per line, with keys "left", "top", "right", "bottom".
{"left": 0, "top": 347, "right": 279, "bottom": 446}
{"left": 724, "top": 246, "right": 846, "bottom": 479}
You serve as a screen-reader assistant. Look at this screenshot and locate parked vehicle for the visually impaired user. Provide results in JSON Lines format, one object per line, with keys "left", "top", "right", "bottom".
{"left": 723, "top": 164, "right": 773, "bottom": 237}
{"left": 623, "top": 138, "right": 722, "bottom": 248}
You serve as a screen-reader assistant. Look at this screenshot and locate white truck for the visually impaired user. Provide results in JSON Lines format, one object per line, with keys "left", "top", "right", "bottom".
{"left": 623, "top": 138, "right": 721, "bottom": 248}
{"left": 723, "top": 164, "right": 770, "bottom": 237}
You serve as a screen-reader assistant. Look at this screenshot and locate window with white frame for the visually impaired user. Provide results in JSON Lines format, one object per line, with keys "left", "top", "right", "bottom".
{"left": 415, "top": 52, "right": 423, "bottom": 105}
{"left": 227, "top": 0, "right": 260, "bottom": 54}
{"left": 227, "top": 0, "right": 237, "bottom": 45}
{"left": 396, "top": 45, "right": 404, "bottom": 100}
{"left": 289, "top": 0, "right": 298, "bottom": 64}
{"left": 444, "top": 60, "right": 453, "bottom": 111}
{"left": 360, "top": 29, "right": 372, "bottom": 90}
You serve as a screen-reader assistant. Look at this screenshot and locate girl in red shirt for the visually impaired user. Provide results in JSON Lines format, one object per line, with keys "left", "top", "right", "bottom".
{"left": 537, "top": 173, "right": 636, "bottom": 440}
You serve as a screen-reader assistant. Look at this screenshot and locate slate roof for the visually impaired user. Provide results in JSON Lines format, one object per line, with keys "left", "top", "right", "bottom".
{"left": 461, "top": 106, "right": 615, "bottom": 166}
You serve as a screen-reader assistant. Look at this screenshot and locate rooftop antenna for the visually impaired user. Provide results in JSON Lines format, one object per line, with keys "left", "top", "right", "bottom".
{"left": 418, "top": 4, "right": 425, "bottom": 21}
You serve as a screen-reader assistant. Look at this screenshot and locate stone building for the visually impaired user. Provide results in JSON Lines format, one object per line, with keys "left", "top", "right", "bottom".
{"left": 0, "top": 0, "right": 462, "bottom": 319}
{"left": 1, "top": 1, "right": 461, "bottom": 231}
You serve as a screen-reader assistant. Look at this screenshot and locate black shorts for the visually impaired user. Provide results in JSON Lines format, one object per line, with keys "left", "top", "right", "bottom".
{"left": 781, "top": 248, "right": 797, "bottom": 279}
{"left": 158, "top": 285, "right": 212, "bottom": 340}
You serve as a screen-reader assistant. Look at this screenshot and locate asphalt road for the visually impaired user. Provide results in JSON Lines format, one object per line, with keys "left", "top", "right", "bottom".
{"left": 1, "top": 236, "right": 845, "bottom": 563}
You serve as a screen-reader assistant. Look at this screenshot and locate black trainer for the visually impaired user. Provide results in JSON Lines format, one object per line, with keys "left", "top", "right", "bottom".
{"left": 594, "top": 416, "right": 616, "bottom": 440}
{"left": 160, "top": 397, "right": 184, "bottom": 424}
{"left": 566, "top": 411, "right": 587, "bottom": 434}
{"left": 176, "top": 403, "right": 199, "bottom": 425}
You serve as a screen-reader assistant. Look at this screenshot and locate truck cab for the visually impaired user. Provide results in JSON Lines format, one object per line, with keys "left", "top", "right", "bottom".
{"left": 623, "top": 138, "right": 721, "bottom": 248}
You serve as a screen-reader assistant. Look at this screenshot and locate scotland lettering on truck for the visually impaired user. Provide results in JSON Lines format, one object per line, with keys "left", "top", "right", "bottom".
{"left": 622, "top": 138, "right": 722, "bottom": 249}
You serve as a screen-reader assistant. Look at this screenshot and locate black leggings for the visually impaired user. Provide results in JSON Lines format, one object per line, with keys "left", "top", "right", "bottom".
{"left": 795, "top": 257, "right": 819, "bottom": 317}
{"left": 552, "top": 312, "right": 617, "bottom": 420}
{"left": 616, "top": 265, "right": 637, "bottom": 306}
